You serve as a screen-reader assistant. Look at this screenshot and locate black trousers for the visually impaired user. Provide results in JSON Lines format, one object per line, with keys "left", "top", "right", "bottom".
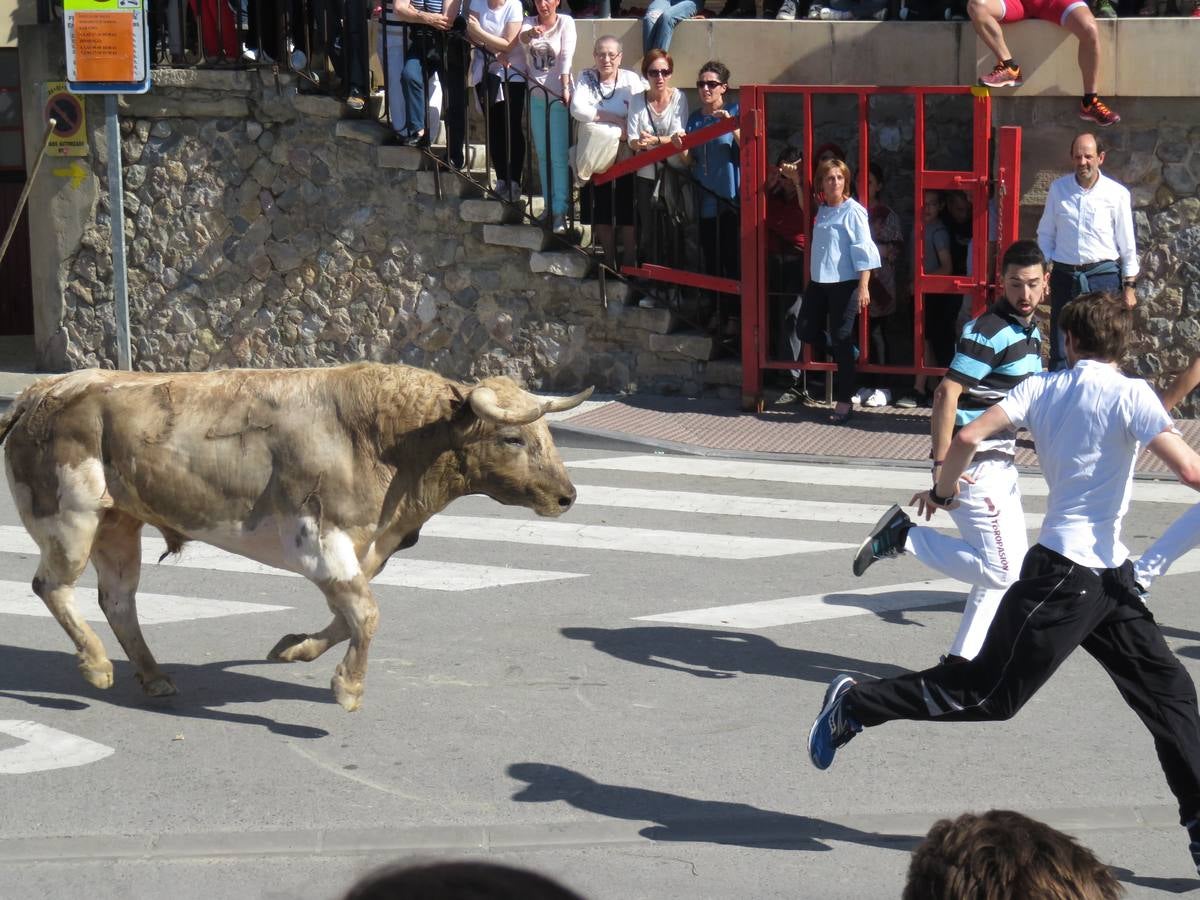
{"left": 476, "top": 77, "right": 526, "bottom": 184}
{"left": 800, "top": 279, "right": 859, "bottom": 403}
{"left": 847, "top": 544, "right": 1200, "bottom": 825}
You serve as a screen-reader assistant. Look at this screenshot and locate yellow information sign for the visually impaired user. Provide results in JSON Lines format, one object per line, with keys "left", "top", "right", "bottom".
{"left": 44, "top": 81, "right": 89, "bottom": 157}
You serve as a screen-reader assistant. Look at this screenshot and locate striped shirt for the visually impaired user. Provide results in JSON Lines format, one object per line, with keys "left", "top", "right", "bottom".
{"left": 944, "top": 300, "right": 1042, "bottom": 456}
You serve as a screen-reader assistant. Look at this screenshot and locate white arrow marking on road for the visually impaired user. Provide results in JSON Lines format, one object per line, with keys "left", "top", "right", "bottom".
{"left": 0, "top": 721, "right": 114, "bottom": 774}
{"left": 0, "top": 581, "right": 289, "bottom": 624}
{"left": 0, "top": 526, "right": 584, "bottom": 592}
{"left": 637, "top": 551, "right": 1200, "bottom": 628}
{"left": 420, "top": 516, "right": 852, "bottom": 559}
{"left": 573, "top": 484, "right": 1044, "bottom": 530}
{"left": 570, "top": 456, "right": 1199, "bottom": 505}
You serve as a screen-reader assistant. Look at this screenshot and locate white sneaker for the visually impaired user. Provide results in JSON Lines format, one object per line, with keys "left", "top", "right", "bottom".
{"left": 807, "top": 4, "right": 823, "bottom": 15}
{"left": 864, "top": 388, "right": 891, "bottom": 408}
{"left": 551, "top": 215, "right": 567, "bottom": 234}
{"left": 851, "top": 386, "right": 870, "bottom": 406}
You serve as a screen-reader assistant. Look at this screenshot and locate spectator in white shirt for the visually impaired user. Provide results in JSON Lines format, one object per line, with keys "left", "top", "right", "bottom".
{"left": 1036, "top": 132, "right": 1139, "bottom": 371}
{"left": 465, "top": 0, "right": 526, "bottom": 201}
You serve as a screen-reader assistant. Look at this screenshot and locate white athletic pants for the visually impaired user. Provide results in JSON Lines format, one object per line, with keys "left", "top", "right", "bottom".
{"left": 1135, "top": 502, "right": 1200, "bottom": 589}
{"left": 905, "top": 458, "right": 1028, "bottom": 660}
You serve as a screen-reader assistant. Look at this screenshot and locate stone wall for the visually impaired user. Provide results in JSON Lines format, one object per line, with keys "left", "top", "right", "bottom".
{"left": 55, "top": 67, "right": 736, "bottom": 396}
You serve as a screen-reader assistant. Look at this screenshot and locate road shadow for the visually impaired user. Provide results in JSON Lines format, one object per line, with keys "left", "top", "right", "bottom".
{"left": 1110, "top": 866, "right": 1200, "bottom": 894}
{"left": 0, "top": 644, "right": 330, "bottom": 738}
{"left": 560, "top": 626, "right": 910, "bottom": 683}
{"left": 507, "top": 762, "right": 919, "bottom": 852}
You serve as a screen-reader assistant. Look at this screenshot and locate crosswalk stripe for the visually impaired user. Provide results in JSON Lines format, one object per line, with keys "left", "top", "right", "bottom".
{"left": 636, "top": 550, "right": 1200, "bottom": 629}
{"left": 569, "top": 455, "right": 1199, "bottom": 505}
{"left": 0, "top": 526, "right": 584, "bottom": 592}
{"left": 421, "top": 516, "right": 851, "bottom": 559}
{"left": 0, "top": 581, "right": 290, "bottom": 625}
{"left": 573, "top": 484, "right": 1044, "bottom": 530}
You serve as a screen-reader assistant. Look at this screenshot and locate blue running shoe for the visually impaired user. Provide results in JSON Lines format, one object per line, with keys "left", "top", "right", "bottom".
{"left": 808, "top": 674, "right": 861, "bottom": 770}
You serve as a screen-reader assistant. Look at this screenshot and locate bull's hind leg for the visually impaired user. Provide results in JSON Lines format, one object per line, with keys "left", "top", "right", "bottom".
{"left": 267, "top": 615, "right": 350, "bottom": 663}
{"left": 91, "top": 511, "right": 175, "bottom": 697}
{"left": 29, "top": 510, "right": 114, "bottom": 690}
{"left": 326, "top": 577, "right": 379, "bottom": 712}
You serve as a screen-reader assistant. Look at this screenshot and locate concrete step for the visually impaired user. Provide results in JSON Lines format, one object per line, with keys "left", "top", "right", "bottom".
{"left": 530, "top": 250, "right": 594, "bottom": 278}
{"left": 607, "top": 303, "right": 676, "bottom": 335}
{"left": 377, "top": 142, "right": 488, "bottom": 173}
{"left": 700, "top": 357, "right": 742, "bottom": 387}
{"left": 416, "top": 169, "right": 483, "bottom": 198}
{"left": 460, "top": 198, "right": 524, "bottom": 224}
{"left": 335, "top": 119, "right": 392, "bottom": 144}
{"left": 648, "top": 331, "right": 716, "bottom": 361}
{"left": 482, "top": 224, "right": 550, "bottom": 252}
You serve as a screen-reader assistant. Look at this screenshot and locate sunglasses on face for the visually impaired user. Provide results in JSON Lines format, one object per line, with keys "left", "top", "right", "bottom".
{"left": 647, "top": 68, "right": 671, "bottom": 78}
{"left": 696, "top": 80, "right": 723, "bottom": 89}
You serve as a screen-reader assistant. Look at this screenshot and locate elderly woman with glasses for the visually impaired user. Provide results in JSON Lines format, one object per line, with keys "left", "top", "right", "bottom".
{"left": 627, "top": 49, "right": 687, "bottom": 287}
{"left": 570, "top": 35, "right": 644, "bottom": 272}
{"left": 800, "top": 157, "right": 881, "bottom": 424}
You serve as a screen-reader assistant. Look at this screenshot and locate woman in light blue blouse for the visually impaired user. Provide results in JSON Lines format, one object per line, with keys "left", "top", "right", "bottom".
{"left": 801, "top": 157, "right": 881, "bottom": 424}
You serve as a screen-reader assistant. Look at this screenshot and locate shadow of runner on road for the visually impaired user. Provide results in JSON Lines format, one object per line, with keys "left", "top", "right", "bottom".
{"left": 1108, "top": 866, "right": 1200, "bottom": 894}
{"left": 561, "top": 626, "right": 910, "bottom": 683}
{"left": 0, "top": 644, "right": 330, "bottom": 738}
{"left": 507, "top": 762, "right": 919, "bottom": 852}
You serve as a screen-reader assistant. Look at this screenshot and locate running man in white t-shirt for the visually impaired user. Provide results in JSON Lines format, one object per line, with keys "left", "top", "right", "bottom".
{"left": 808, "top": 291, "right": 1200, "bottom": 875}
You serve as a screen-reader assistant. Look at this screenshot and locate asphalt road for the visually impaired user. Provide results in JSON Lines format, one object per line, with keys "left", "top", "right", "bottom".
{"left": 1, "top": 441, "right": 1198, "bottom": 899}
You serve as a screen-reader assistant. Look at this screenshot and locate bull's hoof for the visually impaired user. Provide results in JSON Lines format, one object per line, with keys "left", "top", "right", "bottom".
{"left": 268, "top": 633, "right": 311, "bottom": 662}
{"left": 79, "top": 657, "right": 114, "bottom": 690}
{"left": 331, "top": 670, "right": 363, "bottom": 712}
{"left": 139, "top": 674, "right": 178, "bottom": 697}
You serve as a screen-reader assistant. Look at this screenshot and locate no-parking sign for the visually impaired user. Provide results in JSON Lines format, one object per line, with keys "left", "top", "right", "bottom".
{"left": 44, "top": 81, "right": 89, "bottom": 157}
{"left": 63, "top": 0, "right": 151, "bottom": 94}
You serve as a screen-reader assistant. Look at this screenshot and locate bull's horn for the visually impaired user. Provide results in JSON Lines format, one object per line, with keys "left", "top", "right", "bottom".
{"left": 468, "top": 387, "right": 544, "bottom": 425}
{"left": 539, "top": 386, "right": 595, "bottom": 414}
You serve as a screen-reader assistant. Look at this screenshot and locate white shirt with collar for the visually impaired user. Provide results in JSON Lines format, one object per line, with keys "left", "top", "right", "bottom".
{"left": 1035, "top": 171, "right": 1140, "bottom": 278}
{"left": 997, "top": 359, "right": 1172, "bottom": 569}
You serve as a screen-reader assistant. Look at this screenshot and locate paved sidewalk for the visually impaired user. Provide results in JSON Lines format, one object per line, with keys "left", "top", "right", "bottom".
{"left": 5, "top": 370, "right": 1195, "bottom": 478}
{"left": 548, "top": 392, "right": 1198, "bottom": 478}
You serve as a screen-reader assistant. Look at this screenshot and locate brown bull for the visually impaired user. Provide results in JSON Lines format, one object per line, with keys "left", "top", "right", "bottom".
{"left": 0, "top": 363, "right": 591, "bottom": 711}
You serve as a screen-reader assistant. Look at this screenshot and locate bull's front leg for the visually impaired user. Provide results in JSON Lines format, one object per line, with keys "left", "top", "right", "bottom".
{"left": 324, "top": 576, "right": 379, "bottom": 711}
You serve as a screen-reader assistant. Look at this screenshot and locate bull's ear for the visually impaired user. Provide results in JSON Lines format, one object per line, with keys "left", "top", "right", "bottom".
{"left": 448, "top": 383, "right": 466, "bottom": 411}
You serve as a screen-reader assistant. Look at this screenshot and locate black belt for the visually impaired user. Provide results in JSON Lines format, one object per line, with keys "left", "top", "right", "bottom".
{"left": 971, "top": 449, "right": 1014, "bottom": 464}
{"left": 1053, "top": 259, "right": 1117, "bottom": 273}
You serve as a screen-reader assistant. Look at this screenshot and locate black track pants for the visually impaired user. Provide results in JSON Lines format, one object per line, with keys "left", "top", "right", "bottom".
{"left": 846, "top": 543, "right": 1200, "bottom": 824}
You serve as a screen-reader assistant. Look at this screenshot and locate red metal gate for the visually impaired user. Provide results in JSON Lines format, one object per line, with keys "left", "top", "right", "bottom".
{"left": 740, "top": 84, "right": 1021, "bottom": 410}
{"left": 596, "top": 84, "right": 1021, "bottom": 410}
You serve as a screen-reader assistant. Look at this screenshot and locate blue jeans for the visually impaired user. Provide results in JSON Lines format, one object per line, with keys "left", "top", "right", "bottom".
{"left": 530, "top": 91, "right": 570, "bottom": 217}
{"left": 1048, "top": 263, "right": 1121, "bottom": 371}
{"left": 642, "top": 0, "right": 697, "bottom": 51}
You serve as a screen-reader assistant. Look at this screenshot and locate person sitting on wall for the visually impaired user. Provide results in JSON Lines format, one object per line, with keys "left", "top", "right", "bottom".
{"left": 968, "top": 0, "right": 1122, "bottom": 127}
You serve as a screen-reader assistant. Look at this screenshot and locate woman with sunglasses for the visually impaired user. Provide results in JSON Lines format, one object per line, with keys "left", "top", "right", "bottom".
{"left": 517, "top": 0, "right": 575, "bottom": 234}
{"left": 801, "top": 157, "right": 881, "bottom": 424}
{"left": 627, "top": 49, "right": 687, "bottom": 290}
{"left": 570, "top": 35, "right": 644, "bottom": 272}
{"left": 678, "top": 61, "right": 740, "bottom": 338}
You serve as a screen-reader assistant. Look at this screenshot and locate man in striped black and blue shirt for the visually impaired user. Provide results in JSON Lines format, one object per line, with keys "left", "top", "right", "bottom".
{"left": 853, "top": 240, "right": 1046, "bottom": 663}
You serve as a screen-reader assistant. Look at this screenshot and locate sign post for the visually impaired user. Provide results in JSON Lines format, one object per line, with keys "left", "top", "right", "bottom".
{"left": 62, "top": 0, "right": 150, "bottom": 370}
